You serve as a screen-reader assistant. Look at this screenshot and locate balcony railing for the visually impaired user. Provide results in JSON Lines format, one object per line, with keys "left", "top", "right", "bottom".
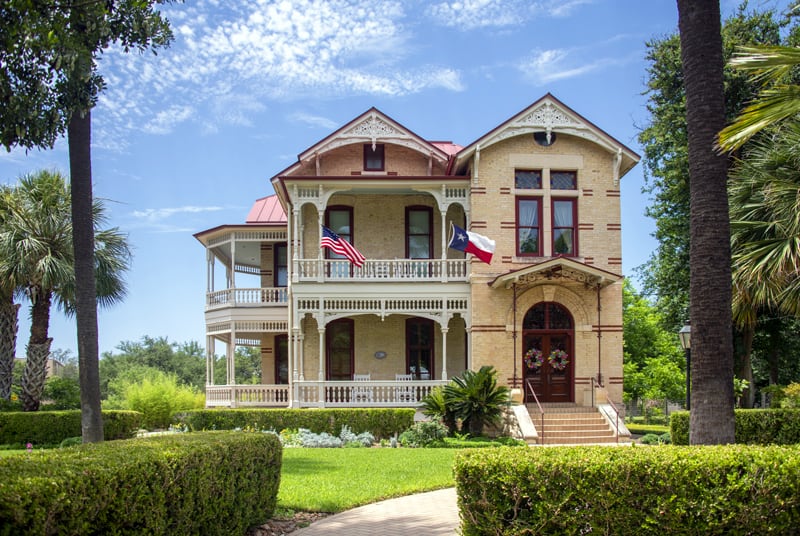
{"left": 294, "top": 379, "right": 448, "bottom": 407}
{"left": 206, "top": 287, "right": 288, "bottom": 309}
{"left": 295, "top": 258, "right": 468, "bottom": 282}
{"left": 204, "top": 380, "right": 447, "bottom": 408}
{"left": 206, "top": 384, "right": 291, "bottom": 407}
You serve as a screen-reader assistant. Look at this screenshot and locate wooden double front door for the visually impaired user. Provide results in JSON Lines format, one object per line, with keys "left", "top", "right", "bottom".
{"left": 522, "top": 303, "right": 574, "bottom": 403}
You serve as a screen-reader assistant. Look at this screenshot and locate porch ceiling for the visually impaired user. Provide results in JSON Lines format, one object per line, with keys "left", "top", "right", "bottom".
{"left": 488, "top": 257, "right": 622, "bottom": 290}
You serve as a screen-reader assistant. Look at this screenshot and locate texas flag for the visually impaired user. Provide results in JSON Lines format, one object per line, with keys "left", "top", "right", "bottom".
{"left": 448, "top": 223, "right": 496, "bottom": 264}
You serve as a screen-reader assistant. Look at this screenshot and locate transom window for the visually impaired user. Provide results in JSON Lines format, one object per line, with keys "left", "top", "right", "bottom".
{"left": 515, "top": 169, "right": 542, "bottom": 189}
{"left": 516, "top": 197, "right": 541, "bottom": 256}
{"left": 364, "top": 144, "right": 385, "bottom": 171}
{"left": 551, "top": 171, "right": 577, "bottom": 190}
{"left": 406, "top": 206, "right": 432, "bottom": 259}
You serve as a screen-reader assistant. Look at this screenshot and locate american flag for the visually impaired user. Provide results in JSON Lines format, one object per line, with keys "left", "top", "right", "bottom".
{"left": 320, "top": 225, "right": 366, "bottom": 267}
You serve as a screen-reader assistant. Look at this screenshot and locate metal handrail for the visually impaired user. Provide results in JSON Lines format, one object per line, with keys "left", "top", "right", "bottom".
{"left": 591, "top": 377, "right": 620, "bottom": 444}
{"left": 525, "top": 379, "right": 545, "bottom": 444}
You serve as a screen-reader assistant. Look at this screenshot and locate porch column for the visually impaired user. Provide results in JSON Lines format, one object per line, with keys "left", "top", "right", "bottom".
{"left": 227, "top": 324, "right": 237, "bottom": 408}
{"left": 441, "top": 327, "right": 449, "bottom": 380}
{"left": 299, "top": 331, "right": 305, "bottom": 381}
{"left": 206, "top": 335, "right": 214, "bottom": 385}
{"left": 317, "top": 209, "right": 325, "bottom": 282}
{"left": 230, "top": 235, "right": 236, "bottom": 291}
{"left": 466, "top": 326, "right": 473, "bottom": 371}
{"left": 440, "top": 210, "right": 448, "bottom": 282}
{"left": 206, "top": 250, "right": 213, "bottom": 293}
{"left": 292, "top": 206, "right": 300, "bottom": 283}
{"left": 318, "top": 326, "right": 326, "bottom": 408}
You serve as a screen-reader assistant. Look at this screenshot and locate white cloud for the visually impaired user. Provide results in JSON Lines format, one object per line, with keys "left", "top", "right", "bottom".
{"left": 95, "top": 0, "right": 463, "bottom": 143}
{"left": 426, "top": 0, "right": 595, "bottom": 30}
{"left": 517, "top": 43, "right": 633, "bottom": 85}
{"left": 427, "top": 0, "right": 527, "bottom": 29}
{"left": 132, "top": 205, "right": 227, "bottom": 222}
{"left": 143, "top": 106, "right": 195, "bottom": 135}
{"left": 290, "top": 112, "right": 339, "bottom": 130}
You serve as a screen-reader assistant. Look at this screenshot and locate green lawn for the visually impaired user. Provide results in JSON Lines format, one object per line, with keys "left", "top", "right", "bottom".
{"left": 277, "top": 447, "right": 457, "bottom": 513}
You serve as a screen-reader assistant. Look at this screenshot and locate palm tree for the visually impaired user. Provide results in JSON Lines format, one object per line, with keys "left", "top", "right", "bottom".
{"left": 0, "top": 185, "right": 20, "bottom": 401}
{"left": 677, "top": 0, "right": 736, "bottom": 444}
{"left": 719, "top": 45, "right": 800, "bottom": 151}
{"left": 0, "top": 170, "right": 131, "bottom": 411}
{"left": 727, "top": 122, "right": 800, "bottom": 405}
{"left": 444, "top": 366, "right": 510, "bottom": 437}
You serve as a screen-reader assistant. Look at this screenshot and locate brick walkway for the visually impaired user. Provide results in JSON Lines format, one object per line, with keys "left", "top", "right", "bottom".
{"left": 293, "top": 487, "right": 459, "bottom": 535}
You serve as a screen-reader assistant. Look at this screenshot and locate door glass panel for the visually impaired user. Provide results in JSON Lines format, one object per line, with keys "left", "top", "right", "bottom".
{"left": 548, "top": 304, "right": 573, "bottom": 329}
{"left": 275, "top": 335, "right": 288, "bottom": 384}
{"left": 407, "top": 208, "right": 431, "bottom": 259}
{"left": 407, "top": 320, "right": 433, "bottom": 380}
{"left": 327, "top": 321, "right": 352, "bottom": 380}
{"left": 523, "top": 303, "right": 546, "bottom": 329}
{"left": 275, "top": 244, "right": 288, "bottom": 287}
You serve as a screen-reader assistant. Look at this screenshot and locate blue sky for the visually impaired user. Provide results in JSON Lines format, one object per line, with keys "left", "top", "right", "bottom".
{"left": 0, "top": 0, "right": 788, "bottom": 358}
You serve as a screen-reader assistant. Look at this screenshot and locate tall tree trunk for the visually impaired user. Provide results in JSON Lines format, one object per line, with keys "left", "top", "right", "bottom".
{"left": 69, "top": 110, "right": 103, "bottom": 443}
{"left": 20, "top": 289, "right": 52, "bottom": 411}
{"left": 677, "top": 0, "right": 735, "bottom": 444}
{"left": 0, "top": 299, "right": 20, "bottom": 400}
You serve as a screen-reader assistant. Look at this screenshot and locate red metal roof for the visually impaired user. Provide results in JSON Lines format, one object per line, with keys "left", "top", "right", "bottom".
{"left": 430, "top": 141, "right": 463, "bottom": 155}
{"left": 246, "top": 195, "right": 287, "bottom": 224}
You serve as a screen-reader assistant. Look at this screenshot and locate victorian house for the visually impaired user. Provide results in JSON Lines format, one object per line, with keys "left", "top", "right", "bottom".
{"left": 194, "top": 94, "right": 639, "bottom": 440}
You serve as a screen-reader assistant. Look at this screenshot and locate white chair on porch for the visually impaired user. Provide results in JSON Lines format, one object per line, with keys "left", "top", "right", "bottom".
{"left": 352, "top": 374, "right": 373, "bottom": 403}
{"left": 395, "top": 373, "right": 415, "bottom": 403}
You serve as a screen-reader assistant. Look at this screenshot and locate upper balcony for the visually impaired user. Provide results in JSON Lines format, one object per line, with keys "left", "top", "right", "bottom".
{"left": 293, "top": 258, "right": 468, "bottom": 283}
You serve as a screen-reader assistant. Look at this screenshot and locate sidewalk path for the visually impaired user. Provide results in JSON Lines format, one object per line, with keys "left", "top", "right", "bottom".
{"left": 293, "top": 487, "right": 459, "bottom": 535}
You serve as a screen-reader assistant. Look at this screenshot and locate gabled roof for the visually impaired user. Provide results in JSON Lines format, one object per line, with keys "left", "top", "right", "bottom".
{"left": 489, "top": 257, "right": 623, "bottom": 290}
{"left": 454, "top": 93, "right": 639, "bottom": 180}
{"left": 246, "top": 194, "right": 287, "bottom": 224}
{"left": 270, "top": 108, "right": 452, "bottom": 180}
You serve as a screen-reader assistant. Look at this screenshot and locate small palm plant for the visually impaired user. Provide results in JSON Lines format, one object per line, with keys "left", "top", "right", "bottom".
{"left": 420, "top": 386, "right": 458, "bottom": 435}
{"left": 444, "top": 366, "right": 510, "bottom": 437}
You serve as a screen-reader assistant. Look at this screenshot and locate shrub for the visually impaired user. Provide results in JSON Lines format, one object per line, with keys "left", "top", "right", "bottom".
{"left": 278, "top": 426, "right": 375, "bottom": 448}
{"left": 108, "top": 372, "right": 204, "bottom": 429}
{"left": 454, "top": 445, "right": 800, "bottom": 535}
{"left": 782, "top": 383, "right": 800, "bottom": 408}
{"left": 0, "top": 410, "right": 141, "bottom": 446}
{"left": 639, "top": 433, "right": 663, "bottom": 445}
{"left": 399, "top": 420, "right": 448, "bottom": 447}
{"left": 671, "top": 409, "right": 800, "bottom": 445}
{"left": 176, "top": 408, "right": 414, "bottom": 439}
{"left": 41, "top": 376, "right": 81, "bottom": 410}
{"left": 0, "top": 431, "right": 281, "bottom": 535}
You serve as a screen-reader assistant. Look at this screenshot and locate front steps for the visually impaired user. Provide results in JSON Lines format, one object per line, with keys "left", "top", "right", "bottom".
{"left": 526, "top": 403, "right": 628, "bottom": 445}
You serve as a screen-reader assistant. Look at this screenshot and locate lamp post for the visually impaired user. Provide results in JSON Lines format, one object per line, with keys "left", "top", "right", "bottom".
{"left": 678, "top": 322, "right": 691, "bottom": 411}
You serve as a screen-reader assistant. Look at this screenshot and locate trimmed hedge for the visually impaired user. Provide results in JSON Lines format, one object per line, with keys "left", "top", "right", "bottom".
{"left": 454, "top": 445, "right": 800, "bottom": 535}
{"left": 670, "top": 409, "right": 800, "bottom": 445}
{"left": 0, "top": 410, "right": 142, "bottom": 446}
{"left": 176, "top": 408, "right": 415, "bottom": 439}
{"left": 0, "top": 431, "right": 281, "bottom": 535}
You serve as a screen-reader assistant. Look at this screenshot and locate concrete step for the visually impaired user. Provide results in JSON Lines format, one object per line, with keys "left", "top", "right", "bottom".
{"left": 528, "top": 405, "right": 622, "bottom": 445}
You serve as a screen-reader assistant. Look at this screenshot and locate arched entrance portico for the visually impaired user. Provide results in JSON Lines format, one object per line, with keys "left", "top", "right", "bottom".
{"left": 522, "top": 302, "right": 574, "bottom": 403}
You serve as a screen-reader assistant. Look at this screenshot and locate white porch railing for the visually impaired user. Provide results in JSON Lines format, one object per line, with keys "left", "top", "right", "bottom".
{"left": 206, "top": 287, "right": 288, "bottom": 309}
{"left": 295, "top": 259, "right": 468, "bottom": 282}
{"left": 206, "top": 384, "right": 291, "bottom": 407}
{"left": 294, "top": 380, "right": 448, "bottom": 407}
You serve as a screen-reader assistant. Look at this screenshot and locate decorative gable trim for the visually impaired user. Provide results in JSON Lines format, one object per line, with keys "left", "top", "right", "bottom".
{"left": 296, "top": 109, "right": 450, "bottom": 165}
{"left": 455, "top": 93, "right": 639, "bottom": 182}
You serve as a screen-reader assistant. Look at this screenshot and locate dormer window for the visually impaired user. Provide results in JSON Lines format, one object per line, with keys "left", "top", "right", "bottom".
{"left": 364, "top": 144, "right": 385, "bottom": 171}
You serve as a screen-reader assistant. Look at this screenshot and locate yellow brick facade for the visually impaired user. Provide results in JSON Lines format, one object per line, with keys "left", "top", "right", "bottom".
{"left": 199, "top": 95, "right": 638, "bottom": 408}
